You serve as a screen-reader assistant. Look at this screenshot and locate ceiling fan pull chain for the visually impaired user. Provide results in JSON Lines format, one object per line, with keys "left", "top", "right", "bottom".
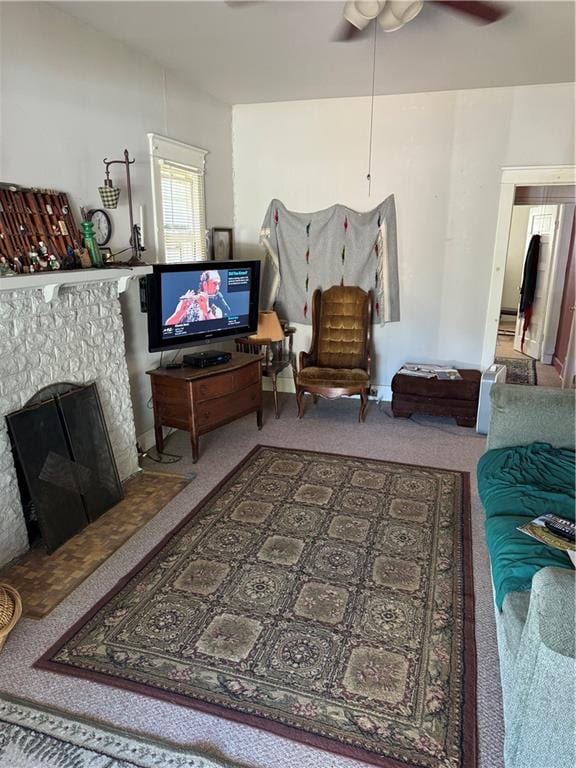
{"left": 367, "top": 20, "right": 377, "bottom": 196}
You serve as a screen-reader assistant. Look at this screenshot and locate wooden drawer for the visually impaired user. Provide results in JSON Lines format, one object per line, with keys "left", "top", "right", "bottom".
{"left": 196, "top": 383, "right": 260, "bottom": 431}
{"left": 194, "top": 363, "right": 260, "bottom": 402}
{"left": 152, "top": 379, "right": 190, "bottom": 426}
{"left": 194, "top": 371, "right": 235, "bottom": 402}
{"left": 234, "top": 363, "right": 260, "bottom": 391}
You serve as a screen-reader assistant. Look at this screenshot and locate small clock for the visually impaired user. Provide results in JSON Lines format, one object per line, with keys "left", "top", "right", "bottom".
{"left": 88, "top": 208, "right": 112, "bottom": 246}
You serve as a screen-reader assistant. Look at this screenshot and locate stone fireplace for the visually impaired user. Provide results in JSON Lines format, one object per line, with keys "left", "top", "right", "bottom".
{"left": 0, "top": 270, "right": 148, "bottom": 567}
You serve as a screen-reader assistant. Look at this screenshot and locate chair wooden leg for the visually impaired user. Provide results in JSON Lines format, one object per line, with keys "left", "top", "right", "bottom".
{"left": 272, "top": 373, "right": 280, "bottom": 419}
{"left": 359, "top": 391, "right": 368, "bottom": 423}
{"left": 296, "top": 389, "right": 305, "bottom": 418}
{"left": 312, "top": 394, "right": 318, "bottom": 405}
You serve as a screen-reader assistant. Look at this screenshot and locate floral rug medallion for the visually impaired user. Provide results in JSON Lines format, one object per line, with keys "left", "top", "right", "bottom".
{"left": 37, "top": 446, "right": 476, "bottom": 768}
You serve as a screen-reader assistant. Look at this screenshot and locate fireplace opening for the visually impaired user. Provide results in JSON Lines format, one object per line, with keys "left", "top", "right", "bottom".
{"left": 6, "top": 382, "right": 124, "bottom": 554}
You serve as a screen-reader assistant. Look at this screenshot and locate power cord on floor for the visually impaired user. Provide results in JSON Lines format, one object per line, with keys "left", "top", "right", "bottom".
{"left": 141, "top": 447, "right": 182, "bottom": 464}
{"left": 137, "top": 431, "right": 183, "bottom": 464}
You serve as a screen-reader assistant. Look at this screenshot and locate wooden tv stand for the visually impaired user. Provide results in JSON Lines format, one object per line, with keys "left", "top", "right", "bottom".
{"left": 147, "top": 352, "right": 263, "bottom": 463}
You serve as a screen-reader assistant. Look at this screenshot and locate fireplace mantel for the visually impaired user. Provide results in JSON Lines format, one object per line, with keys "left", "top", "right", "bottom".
{"left": 0, "top": 265, "right": 152, "bottom": 302}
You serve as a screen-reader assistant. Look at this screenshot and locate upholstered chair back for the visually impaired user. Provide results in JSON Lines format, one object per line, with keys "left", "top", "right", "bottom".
{"left": 316, "top": 286, "right": 370, "bottom": 369}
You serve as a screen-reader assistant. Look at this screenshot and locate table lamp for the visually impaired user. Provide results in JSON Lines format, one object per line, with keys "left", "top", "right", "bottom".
{"left": 250, "top": 310, "right": 284, "bottom": 363}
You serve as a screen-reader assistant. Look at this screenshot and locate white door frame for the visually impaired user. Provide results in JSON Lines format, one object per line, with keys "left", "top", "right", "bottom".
{"left": 542, "top": 203, "right": 575, "bottom": 363}
{"left": 481, "top": 165, "right": 576, "bottom": 370}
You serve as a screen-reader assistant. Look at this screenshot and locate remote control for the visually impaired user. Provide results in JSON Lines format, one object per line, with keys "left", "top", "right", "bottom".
{"left": 544, "top": 516, "right": 576, "bottom": 542}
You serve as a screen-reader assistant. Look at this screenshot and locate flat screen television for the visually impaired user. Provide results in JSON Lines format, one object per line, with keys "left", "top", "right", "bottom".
{"left": 145, "top": 261, "right": 261, "bottom": 353}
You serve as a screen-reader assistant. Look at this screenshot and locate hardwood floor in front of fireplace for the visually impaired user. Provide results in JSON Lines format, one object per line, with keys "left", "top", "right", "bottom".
{"left": 0, "top": 471, "right": 190, "bottom": 618}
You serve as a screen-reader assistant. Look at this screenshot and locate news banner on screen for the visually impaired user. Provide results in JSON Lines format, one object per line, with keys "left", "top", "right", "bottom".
{"left": 161, "top": 267, "right": 252, "bottom": 341}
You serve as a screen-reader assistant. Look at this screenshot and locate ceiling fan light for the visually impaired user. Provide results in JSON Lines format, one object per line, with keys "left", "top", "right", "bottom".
{"left": 344, "top": 0, "right": 382, "bottom": 30}
{"left": 390, "top": 1, "right": 423, "bottom": 24}
{"left": 356, "top": 1, "right": 384, "bottom": 18}
{"left": 377, "top": 6, "right": 405, "bottom": 32}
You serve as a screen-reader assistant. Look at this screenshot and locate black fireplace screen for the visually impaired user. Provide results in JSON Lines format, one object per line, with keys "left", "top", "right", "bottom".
{"left": 6, "top": 382, "right": 123, "bottom": 553}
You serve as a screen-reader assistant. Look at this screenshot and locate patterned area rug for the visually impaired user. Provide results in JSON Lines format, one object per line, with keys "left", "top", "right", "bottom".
{"left": 495, "top": 356, "right": 538, "bottom": 385}
{"left": 37, "top": 447, "right": 475, "bottom": 768}
{"left": 0, "top": 693, "right": 235, "bottom": 767}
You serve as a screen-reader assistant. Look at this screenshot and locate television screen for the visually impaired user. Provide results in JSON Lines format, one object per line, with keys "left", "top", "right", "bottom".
{"left": 146, "top": 261, "right": 261, "bottom": 352}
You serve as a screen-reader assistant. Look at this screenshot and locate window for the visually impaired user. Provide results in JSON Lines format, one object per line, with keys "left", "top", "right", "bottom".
{"left": 148, "top": 134, "right": 207, "bottom": 263}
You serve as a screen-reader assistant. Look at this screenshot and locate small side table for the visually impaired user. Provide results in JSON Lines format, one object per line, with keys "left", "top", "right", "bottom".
{"left": 236, "top": 323, "right": 296, "bottom": 418}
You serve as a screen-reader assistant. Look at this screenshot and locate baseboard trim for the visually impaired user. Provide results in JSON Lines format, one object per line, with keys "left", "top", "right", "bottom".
{"left": 137, "top": 427, "right": 157, "bottom": 452}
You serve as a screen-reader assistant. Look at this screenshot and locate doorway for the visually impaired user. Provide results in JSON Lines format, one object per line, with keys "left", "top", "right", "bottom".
{"left": 483, "top": 166, "right": 576, "bottom": 389}
{"left": 495, "top": 201, "right": 575, "bottom": 387}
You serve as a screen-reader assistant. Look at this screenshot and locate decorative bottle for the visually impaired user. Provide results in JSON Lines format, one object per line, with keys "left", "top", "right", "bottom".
{"left": 81, "top": 221, "right": 103, "bottom": 268}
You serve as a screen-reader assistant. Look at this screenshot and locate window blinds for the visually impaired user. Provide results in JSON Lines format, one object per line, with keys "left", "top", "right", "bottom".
{"left": 160, "top": 160, "right": 206, "bottom": 263}
{"left": 148, "top": 133, "right": 208, "bottom": 264}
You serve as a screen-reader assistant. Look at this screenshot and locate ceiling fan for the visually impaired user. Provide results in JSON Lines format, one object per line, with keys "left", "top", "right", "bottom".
{"left": 336, "top": 1, "right": 507, "bottom": 40}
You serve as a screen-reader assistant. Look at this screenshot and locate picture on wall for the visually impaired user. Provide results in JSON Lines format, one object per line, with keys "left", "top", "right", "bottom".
{"left": 212, "top": 227, "right": 234, "bottom": 261}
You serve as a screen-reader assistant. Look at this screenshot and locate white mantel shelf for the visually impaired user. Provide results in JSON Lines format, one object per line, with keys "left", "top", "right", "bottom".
{"left": 0, "top": 265, "right": 152, "bottom": 302}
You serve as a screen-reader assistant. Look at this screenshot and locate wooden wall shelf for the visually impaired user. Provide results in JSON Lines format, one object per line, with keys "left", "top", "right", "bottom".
{"left": 0, "top": 184, "right": 82, "bottom": 270}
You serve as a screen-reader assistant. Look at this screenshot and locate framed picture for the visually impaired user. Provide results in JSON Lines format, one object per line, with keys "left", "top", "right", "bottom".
{"left": 211, "top": 227, "right": 234, "bottom": 261}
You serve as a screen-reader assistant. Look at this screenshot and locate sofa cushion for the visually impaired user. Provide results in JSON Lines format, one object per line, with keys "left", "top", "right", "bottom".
{"left": 297, "top": 367, "right": 369, "bottom": 387}
{"left": 477, "top": 442, "right": 575, "bottom": 610}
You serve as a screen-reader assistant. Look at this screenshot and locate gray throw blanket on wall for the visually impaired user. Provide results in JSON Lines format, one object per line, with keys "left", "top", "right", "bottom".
{"left": 259, "top": 197, "right": 400, "bottom": 325}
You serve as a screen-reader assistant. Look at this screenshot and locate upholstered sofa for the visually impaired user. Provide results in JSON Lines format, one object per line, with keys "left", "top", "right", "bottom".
{"left": 477, "top": 384, "right": 575, "bottom": 768}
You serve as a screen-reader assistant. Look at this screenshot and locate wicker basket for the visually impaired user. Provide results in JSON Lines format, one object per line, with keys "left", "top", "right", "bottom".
{"left": 0, "top": 583, "right": 22, "bottom": 652}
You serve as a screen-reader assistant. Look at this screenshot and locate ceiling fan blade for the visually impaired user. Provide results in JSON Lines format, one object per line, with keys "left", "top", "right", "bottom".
{"left": 431, "top": 1, "right": 507, "bottom": 24}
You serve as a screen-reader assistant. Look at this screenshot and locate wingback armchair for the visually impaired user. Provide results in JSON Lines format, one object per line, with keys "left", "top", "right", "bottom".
{"left": 296, "top": 286, "right": 373, "bottom": 422}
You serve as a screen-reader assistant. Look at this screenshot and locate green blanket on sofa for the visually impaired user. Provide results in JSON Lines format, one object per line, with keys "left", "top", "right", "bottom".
{"left": 478, "top": 442, "right": 575, "bottom": 610}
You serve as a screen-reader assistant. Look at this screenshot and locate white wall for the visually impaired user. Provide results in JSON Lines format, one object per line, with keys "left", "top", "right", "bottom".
{"left": 501, "top": 206, "right": 530, "bottom": 312}
{"left": 233, "top": 83, "right": 575, "bottom": 397}
{"left": 0, "top": 2, "right": 234, "bottom": 440}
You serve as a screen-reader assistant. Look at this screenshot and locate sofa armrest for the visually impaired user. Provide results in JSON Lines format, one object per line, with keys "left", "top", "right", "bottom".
{"left": 501, "top": 567, "right": 576, "bottom": 768}
{"left": 530, "top": 566, "right": 576, "bottom": 658}
{"left": 487, "top": 384, "right": 575, "bottom": 451}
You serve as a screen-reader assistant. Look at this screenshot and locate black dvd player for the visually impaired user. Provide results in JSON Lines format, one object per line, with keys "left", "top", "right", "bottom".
{"left": 182, "top": 350, "right": 232, "bottom": 369}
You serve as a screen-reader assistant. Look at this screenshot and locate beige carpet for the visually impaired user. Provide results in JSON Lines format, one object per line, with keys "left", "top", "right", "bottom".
{"left": 0, "top": 394, "right": 503, "bottom": 768}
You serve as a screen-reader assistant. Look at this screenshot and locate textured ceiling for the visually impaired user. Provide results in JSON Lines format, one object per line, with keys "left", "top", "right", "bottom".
{"left": 53, "top": 1, "right": 575, "bottom": 104}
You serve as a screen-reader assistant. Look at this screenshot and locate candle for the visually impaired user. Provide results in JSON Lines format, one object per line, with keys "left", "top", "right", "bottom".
{"left": 138, "top": 205, "right": 145, "bottom": 248}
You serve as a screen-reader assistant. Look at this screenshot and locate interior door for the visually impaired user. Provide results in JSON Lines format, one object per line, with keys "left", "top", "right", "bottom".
{"left": 514, "top": 205, "right": 559, "bottom": 358}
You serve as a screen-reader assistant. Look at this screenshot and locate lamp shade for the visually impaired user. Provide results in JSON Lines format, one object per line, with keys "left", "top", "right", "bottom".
{"left": 99, "top": 181, "right": 120, "bottom": 209}
{"left": 250, "top": 310, "right": 284, "bottom": 343}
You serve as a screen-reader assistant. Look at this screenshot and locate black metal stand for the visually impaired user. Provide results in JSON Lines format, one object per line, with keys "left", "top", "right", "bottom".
{"left": 103, "top": 150, "right": 145, "bottom": 266}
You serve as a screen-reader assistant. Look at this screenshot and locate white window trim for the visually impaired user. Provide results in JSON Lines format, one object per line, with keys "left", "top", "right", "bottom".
{"left": 148, "top": 133, "right": 208, "bottom": 263}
